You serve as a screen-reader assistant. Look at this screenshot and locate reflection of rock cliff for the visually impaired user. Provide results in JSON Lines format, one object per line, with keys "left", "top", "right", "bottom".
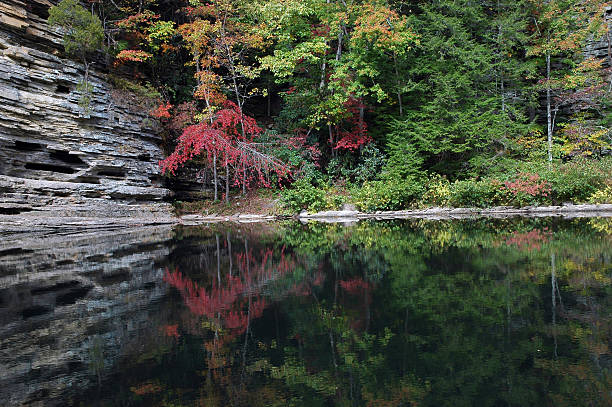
{"left": 0, "top": 0, "right": 173, "bottom": 220}
{"left": 0, "top": 226, "right": 174, "bottom": 406}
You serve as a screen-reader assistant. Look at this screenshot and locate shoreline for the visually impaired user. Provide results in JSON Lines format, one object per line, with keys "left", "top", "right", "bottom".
{"left": 1, "top": 203, "right": 611, "bottom": 232}
{"left": 179, "top": 203, "right": 612, "bottom": 224}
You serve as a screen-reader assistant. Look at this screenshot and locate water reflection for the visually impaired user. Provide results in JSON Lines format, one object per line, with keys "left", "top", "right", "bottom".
{"left": 1, "top": 218, "right": 611, "bottom": 406}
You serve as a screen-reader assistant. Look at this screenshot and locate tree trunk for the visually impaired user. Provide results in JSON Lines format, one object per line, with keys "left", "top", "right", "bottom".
{"left": 225, "top": 161, "right": 230, "bottom": 203}
{"left": 393, "top": 52, "right": 403, "bottom": 116}
{"left": 328, "top": 124, "right": 335, "bottom": 157}
{"left": 551, "top": 253, "right": 557, "bottom": 358}
{"left": 546, "top": 52, "right": 553, "bottom": 167}
{"left": 319, "top": 0, "right": 330, "bottom": 91}
{"left": 231, "top": 70, "right": 247, "bottom": 139}
{"left": 336, "top": 29, "right": 343, "bottom": 61}
{"left": 607, "top": 17, "right": 612, "bottom": 92}
{"left": 216, "top": 234, "right": 221, "bottom": 285}
{"left": 223, "top": 36, "right": 248, "bottom": 139}
{"left": 226, "top": 231, "right": 233, "bottom": 277}
{"left": 267, "top": 88, "right": 271, "bottom": 117}
{"left": 213, "top": 151, "right": 218, "bottom": 201}
{"left": 242, "top": 165, "right": 247, "bottom": 194}
{"left": 83, "top": 59, "right": 89, "bottom": 90}
{"left": 319, "top": 59, "right": 327, "bottom": 90}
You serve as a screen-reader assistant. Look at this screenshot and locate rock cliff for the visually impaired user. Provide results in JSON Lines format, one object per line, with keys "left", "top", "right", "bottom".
{"left": 0, "top": 0, "right": 174, "bottom": 222}
{"left": 585, "top": 6, "right": 612, "bottom": 65}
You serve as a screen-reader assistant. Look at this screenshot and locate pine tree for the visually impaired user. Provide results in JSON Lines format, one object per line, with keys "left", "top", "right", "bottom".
{"left": 48, "top": 0, "right": 104, "bottom": 114}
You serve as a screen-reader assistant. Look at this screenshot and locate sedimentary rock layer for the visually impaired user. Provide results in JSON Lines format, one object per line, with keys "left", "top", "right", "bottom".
{"left": 0, "top": 0, "right": 173, "bottom": 220}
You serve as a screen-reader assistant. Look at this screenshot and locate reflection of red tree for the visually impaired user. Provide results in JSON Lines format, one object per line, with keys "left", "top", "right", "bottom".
{"left": 164, "top": 270, "right": 262, "bottom": 336}
{"left": 340, "top": 278, "right": 372, "bottom": 295}
{"left": 340, "top": 277, "right": 374, "bottom": 331}
{"left": 164, "top": 247, "right": 325, "bottom": 337}
{"left": 504, "top": 228, "right": 551, "bottom": 251}
{"left": 161, "top": 324, "right": 180, "bottom": 339}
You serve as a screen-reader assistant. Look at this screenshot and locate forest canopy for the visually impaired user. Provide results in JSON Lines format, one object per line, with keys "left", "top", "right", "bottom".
{"left": 48, "top": 0, "right": 612, "bottom": 209}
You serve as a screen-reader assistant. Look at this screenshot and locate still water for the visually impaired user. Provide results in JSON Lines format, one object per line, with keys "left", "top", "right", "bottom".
{"left": 1, "top": 217, "right": 611, "bottom": 406}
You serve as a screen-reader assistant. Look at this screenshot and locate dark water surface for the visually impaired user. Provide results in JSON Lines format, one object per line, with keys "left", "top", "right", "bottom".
{"left": 1, "top": 218, "right": 611, "bottom": 406}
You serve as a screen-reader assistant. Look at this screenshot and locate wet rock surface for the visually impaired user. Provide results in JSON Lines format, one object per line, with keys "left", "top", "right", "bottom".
{"left": 0, "top": 225, "right": 175, "bottom": 406}
{"left": 0, "top": 0, "right": 173, "bottom": 221}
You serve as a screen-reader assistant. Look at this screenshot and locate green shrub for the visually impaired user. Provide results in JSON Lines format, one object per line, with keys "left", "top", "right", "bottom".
{"left": 280, "top": 180, "right": 346, "bottom": 213}
{"left": 48, "top": 0, "right": 103, "bottom": 113}
{"left": 354, "top": 144, "right": 386, "bottom": 184}
{"left": 383, "top": 137, "right": 425, "bottom": 180}
{"left": 352, "top": 177, "right": 424, "bottom": 211}
{"left": 447, "top": 179, "right": 504, "bottom": 208}
{"left": 589, "top": 185, "right": 612, "bottom": 204}
{"left": 280, "top": 180, "right": 326, "bottom": 212}
{"left": 419, "top": 175, "right": 452, "bottom": 206}
{"left": 506, "top": 157, "right": 612, "bottom": 204}
{"left": 327, "top": 144, "right": 385, "bottom": 184}
{"left": 543, "top": 159, "right": 612, "bottom": 203}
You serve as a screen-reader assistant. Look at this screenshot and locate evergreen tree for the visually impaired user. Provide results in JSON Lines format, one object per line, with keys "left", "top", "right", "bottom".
{"left": 390, "top": 0, "right": 533, "bottom": 178}
{"left": 48, "top": 0, "right": 104, "bottom": 113}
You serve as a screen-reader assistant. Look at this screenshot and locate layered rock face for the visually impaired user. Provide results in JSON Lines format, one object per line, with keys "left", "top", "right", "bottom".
{"left": 0, "top": 0, "right": 174, "bottom": 221}
{"left": 585, "top": 6, "right": 612, "bottom": 64}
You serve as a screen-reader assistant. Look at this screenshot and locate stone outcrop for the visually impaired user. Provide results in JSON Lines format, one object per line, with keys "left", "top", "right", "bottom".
{"left": 0, "top": 0, "right": 174, "bottom": 221}
{"left": 585, "top": 6, "right": 612, "bottom": 65}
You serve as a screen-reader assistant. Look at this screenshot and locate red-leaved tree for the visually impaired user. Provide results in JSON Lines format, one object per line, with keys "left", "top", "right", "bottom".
{"left": 159, "top": 102, "right": 289, "bottom": 202}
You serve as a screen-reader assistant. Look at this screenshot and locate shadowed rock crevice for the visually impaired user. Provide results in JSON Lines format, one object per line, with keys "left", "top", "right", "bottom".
{"left": 25, "top": 162, "right": 77, "bottom": 174}
{"left": 13, "top": 140, "right": 43, "bottom": 151}
{"left": 55, "top": 84, "right": 69, "bottom": 94}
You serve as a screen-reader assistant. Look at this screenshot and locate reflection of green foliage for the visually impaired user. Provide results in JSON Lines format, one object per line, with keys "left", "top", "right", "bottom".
{"left": 89, "top": 335, "right": 105, "bottom": 386}
{"left": 267, "top": 218, "right": 612, "bottom": 406}
{"left": 102, "top": 218, "right": 612, "bottom": 406}
{"left": 588, "top": 217, "right": 612, "bottom": 235}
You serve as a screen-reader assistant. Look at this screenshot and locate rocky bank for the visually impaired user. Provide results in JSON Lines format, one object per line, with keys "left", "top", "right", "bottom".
{"left": 0, "top": 0, "right": 174, "bottom": 223}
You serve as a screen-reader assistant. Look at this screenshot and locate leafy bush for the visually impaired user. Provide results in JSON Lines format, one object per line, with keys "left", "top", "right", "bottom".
{"left": 282, "top": 156, "right": 612, "bottom": 213}
{"left": 280, "top": 180, "right": 346, "bottom": 212}
{"left": 589, "top": 185, "right": 612, "bottom": 204}
{"left": 48, "top": 0, "right": 103, "bottom": 113}
{"left": 327, "top": 144, "right": 385, "bottom": 184}
{"left": 447, "top": 179, "right": 504, "bottom": 208}
{"left": 280, "top": 180, "right": 327, "bottom": 212}
{"left": 352, "top": 177, "right": 424, "bottom": 211}
{"left": 419, "top": 175, "right": 452, "bottom": 206}
{"left": 48, "top": 0, "right": 103, "bottom": 58}
{"left": 542, "top": 158, "right": 612, "bottom": 203}
{"left": 354, "top": 144, "right": 386, "bottom": 184}
{"left": 500, "top": 172, "right": 551, "bottom": 206}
